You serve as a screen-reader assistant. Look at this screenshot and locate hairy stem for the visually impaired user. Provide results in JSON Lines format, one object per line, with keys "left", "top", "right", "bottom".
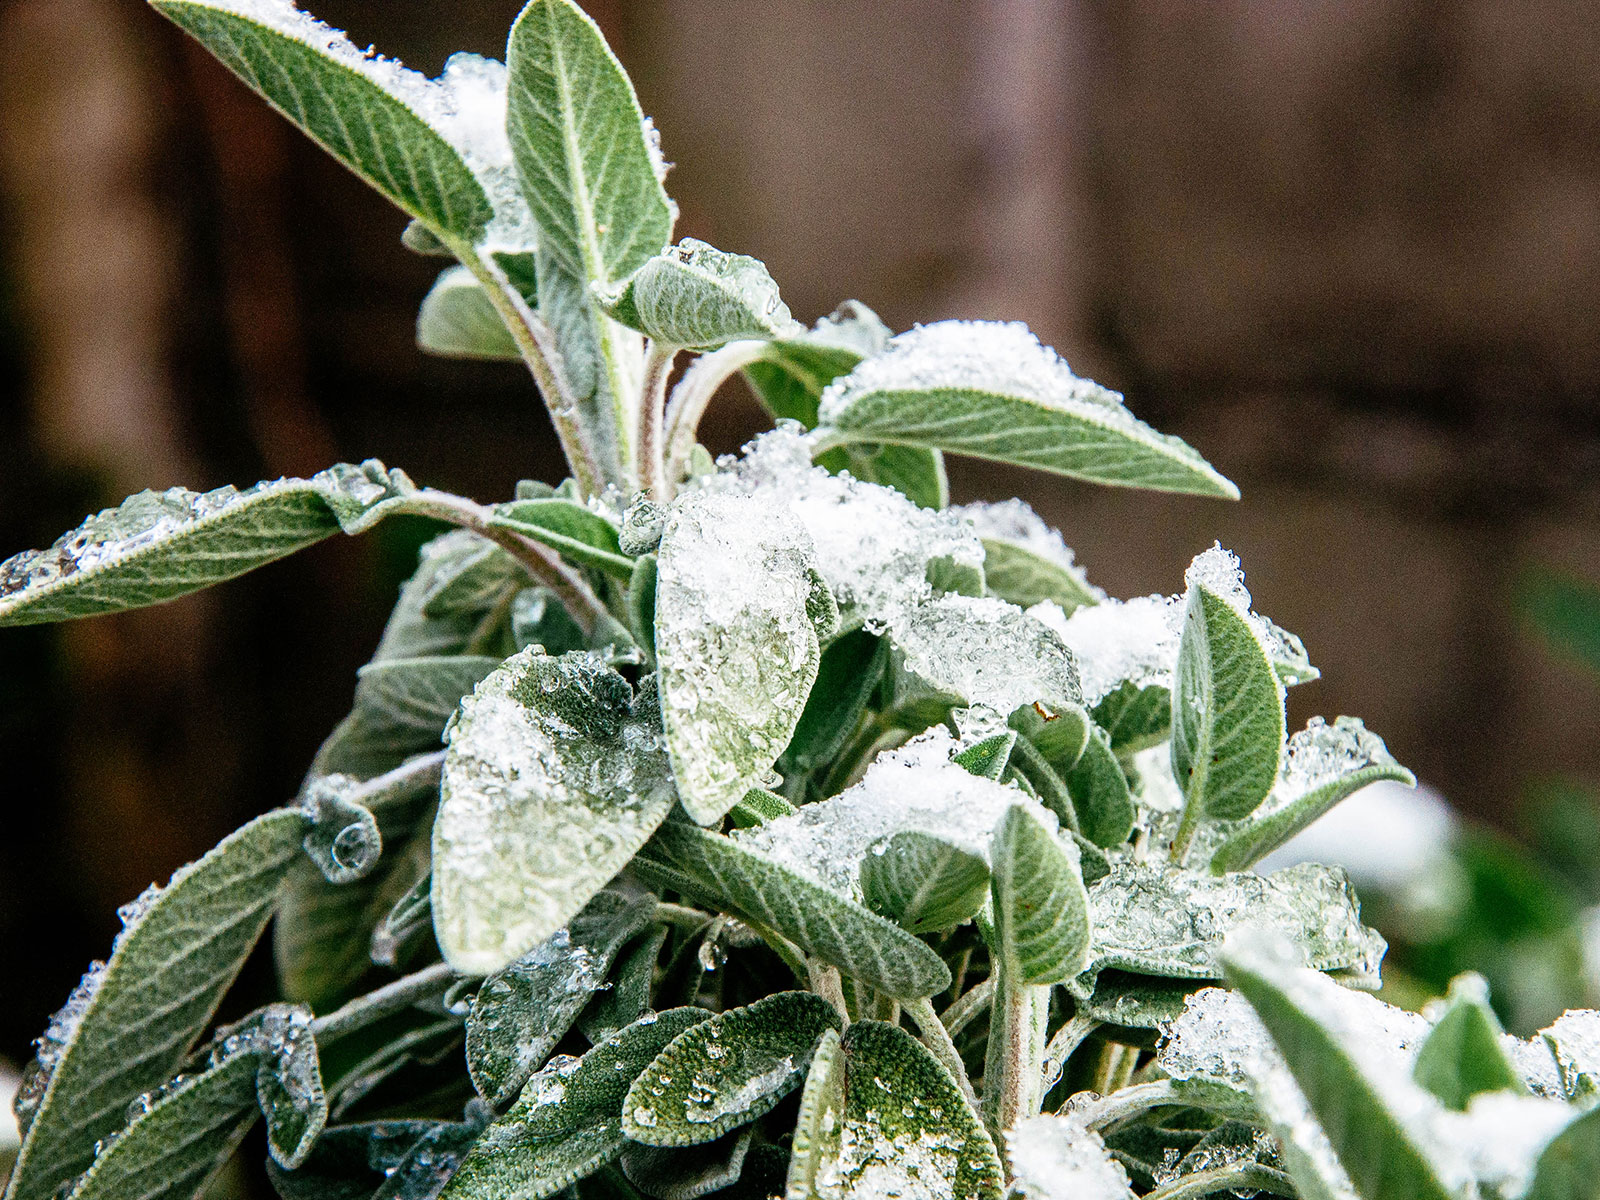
{"left": 984, "top": 976, "right": 1048, "bottom": 1151}
{"left": 345, "top": 752, "right": 444, "bottom": 812}
{"left": 1076, "top": 1078, "right": 1179, "bottom": 1131}
{"left": 906, "top": 997, "right": 980, "bottom": 1111}
{"left": 808, "top": 961, "right": 849, "bottom": 1023}
{"left": 310, "top": 961, "right": 458, "bottom": 1042}
{"left": 941, "top": 976, "right": 995, "bottom": 1039}
{"left": 1169, "top": 801, "right": 1201, "bottom": 865}
{"left": 1040, "top": 1013, "right": 1098, "bottom": 1094}
{"left": 1145, "top": 1164, "right": 1295, "bottom": 1200}
{"left": 653, "top": 901, "right": 712, "bottom": 930}
{"left": 661, "top": 340, "right": 768, "bottom": 486}
{"left": 638, "top": 340, "right": 678, "bottom": 500}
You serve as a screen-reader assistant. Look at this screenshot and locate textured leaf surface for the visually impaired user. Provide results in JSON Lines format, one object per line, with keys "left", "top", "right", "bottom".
{"left": 0, "top": 464, "right": 409, "bottom": 626}
{"left": 150, "top": 4, "right": 492, "bottom": 239}
{"left": 989, "top": 805, "right": 1091, "bottom": 985}
{"left": 952, "top": 730, "right": 1018, "bottom": 780}
{"left": 1524, "top": 1104, "right": 1600, "bottom": 1200}
{"left": 599, "top": 240, "right": 798, "bottom": 349}
{"left": 417, "top": 267, "right": 520, "bottom": 360}
{"left": 490, "top": 498, "right": 634, "bottom": 580}
{"left": 505, "top": 0, "right": 672, "bottom": 285}
{"left": 1090, "top": 682, "right": 1170, "bottom": 754}
{"left": 441, "top": 1009, "right": 710, "bottom": 1200}
{"left": 578, "top": 924, "right": 669, "bottom": 1041}
{"left": 632, "top": 820, "right": 950, "bottom": 999}
{"left": 1062, "top": 725, "right": 1136, "bottom": 848}
{"left": 466, "top": 886, "right": 657, "bottom": 1104}
{"left": 265, "top": 1117, "right": 480, "bottom": 1200}
{"left": 1223, "top": 946, "right": 1458, "bottom": 1200}
{"left": 252, "top": 1006, "right": 327, "bottom": 1170}
{"left": 7, "top": 809, "right": 305, "bottom": 1200}
{"left": 1075, "top": 970, "right": 1199, "bottom": 1029}
{"left": 785, "top": 1021, "right": 1003, "bottom": 1200}
{"left": 313, "top": 656, "right": 501, "bottom": 780}
{"left": 374, "top": 532, "right": 519, "bottom": 663}
{"left": 619, "top": 1129, "right": 753, "bottom": 1200}
{"left": 1412, "top": 974, "right": 1524, "bottom": 1110}
{"left": 814, "top": 321, "right": 1237, "bottom": 497}
{"left": 778, "top": 630, "right": 886, "bottom": 775}
{"left": 655, "top": 490, "right": 830, "bottom": 824}
{"left": 862, "top": 831, "right": 990, "bottom": 934}
{"left": 59, "top": 1047, "right": 261, "bottom": 1200}
{"left": 432, "top": 649, "right": 676, "bottom": 974}
{"left": 623, "top": 992, "right": 840, "bottom": 1145}
{"left": 1171, "top": 583, "right": 1285, "bottom": 823}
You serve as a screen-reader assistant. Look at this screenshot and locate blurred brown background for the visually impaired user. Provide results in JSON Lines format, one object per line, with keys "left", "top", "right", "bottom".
{"left": 4, "top": 0, "right": 1600, "bottom": 1061}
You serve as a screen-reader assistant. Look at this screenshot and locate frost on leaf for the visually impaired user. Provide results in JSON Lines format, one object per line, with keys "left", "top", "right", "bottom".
{"left": 1007, "top": 1114, "right": 1135, "bottom": 1200}
{"left": 702, "top": 426, "right": 981, "bottom": 631}
{"left": 432, "top": 649, "right": 676, "bottom": 975}
{"left": 731, "top": 728, "right": 1030, "bottom": 899}
{"left": 597, "top": 238, "right": 802, "bottom": 349}
{"left": 655, "top": 488, "right": 832, "bottom": 824}
{"left": 951, "top": 499, "right": 1103, "bottom": 613}
{"left": 1542, "top": 1008, "right": 1600, "bottom": 1099}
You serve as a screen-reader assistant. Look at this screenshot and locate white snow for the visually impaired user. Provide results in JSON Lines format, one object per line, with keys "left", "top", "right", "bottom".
{"left": 1006, "top": 1114, "right": 1135, "bottom": 1200}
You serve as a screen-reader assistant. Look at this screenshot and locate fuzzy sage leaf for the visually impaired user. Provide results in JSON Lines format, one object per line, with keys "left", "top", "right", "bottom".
{"left": 862, "top": 831, "right": 991, "bottom": 934}
{"left": 418, "top": 267, "right": 521, "bottom": 360}
{"left": 598, "top": 240, "right": 799, "bottom": 349}
{"left": 989, "top": 804, "right": 1091, "bottom": 986}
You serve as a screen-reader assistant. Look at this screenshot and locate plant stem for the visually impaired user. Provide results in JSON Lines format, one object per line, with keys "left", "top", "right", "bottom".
{"left": 653, "top": 901, "right": 712, "bottom": 930}
{"left": 1040, "top": 1013, "right": 1098, "bottom": 1094}
{"left": 1169, "top": 801, "right": 1201, "bottom": 865}
{"left": 455, "top": 246, "right": 604, "bottom": 497}
{"left": 941, "top": 976, "right": 995, "bottom": 1039}
{"left": 1144, "top": 1165, "right": 1295, "bottom": 1200}
{"left": 638, "top": 340, "right": 678, "bottom": 500}
{"left": 346, "top": 752, "right": 445, "bottom": 812}
{"left": 984, "top": 976, "right": 1048, "bottom": 1148}
{"left": 808, "top": 961, "right": 849, "bottom": 1023}
{"left": 1076, "top": 1078, "right": 1179, "bottom": 1131}
{"left": 906, "top": 997, "right": 980, "bottom": 1111}
{"left": 661, "top": 340, "right": 768, "bottom": 486}
{"left": 310, "top": 961, "right": 459, "bottom": 1042}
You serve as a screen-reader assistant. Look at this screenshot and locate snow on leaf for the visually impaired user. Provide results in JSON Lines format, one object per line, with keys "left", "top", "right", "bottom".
{"left": 1006, "top": 1114, "right": 1135, "bottom": 1200}
{"left": 598, "top": 239, "right": 801, "bottom": 349}
{"left": 951, "top": 499, "right": 1103, "bottom": 614}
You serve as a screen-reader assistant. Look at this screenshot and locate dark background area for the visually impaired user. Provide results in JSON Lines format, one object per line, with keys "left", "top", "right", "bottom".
{"left": 4, "top": 0, "right": 1600, "bottom": 1065}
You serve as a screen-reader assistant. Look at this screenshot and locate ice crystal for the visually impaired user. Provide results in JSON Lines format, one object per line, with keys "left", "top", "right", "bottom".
{"left": 12, "top": 962, "right": 107, "bottom": 1134}
{"left": 1006, "top": 1114, "right": 1134, "bottom": 1200}
{"left": 889, "top": 594, "right": 1081, "bottom": 715}
{"left": 1034, "top": 594, "right": 1181, "bottom": 706}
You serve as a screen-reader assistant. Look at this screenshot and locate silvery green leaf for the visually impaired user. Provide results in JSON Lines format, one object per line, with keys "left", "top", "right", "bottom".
{"left": 1207, "top": 717, "right": 1416, "bottom": 874}
{"left": 264, "top": 1117, "right": 473, "bottom": 1200}
{"left": 506, "top": 0, "right": 673, "bottom": 286}
{"left": 149, "top": 4, "right": 493, "bottom": 242}
{"left": 512, "top": 586, "right": 587, "bottom": 656}
{"left": 417, "top": 541, "right": 521, "bottom": 620}
{"left": 247, "top": 1006, "right": 327, "bottom": 1170}
{"left": 533, "top": 252, "right": 632, "bottom": 486}
{"left": 817, "top": 443, "right": 949, "bottom": 511}
{"left": 1540, "top": 1010, "right": 1600, "bottom": 1101}
{"left": 417, "top": 267, "right": 520, "bottom": 361}
{"left": 623, "top": 992, "right": 840, "bottom": 1145}
{"left": 1412, "top": 974, "right": 1524, "bottom": 1110}
{"left": 1523, "top": 1104, "right": 1600, "bottom": 1200}
{"left": 312, "top": 657, "right": 502, "bottom": 781}
{"left": 626, "top": 555, "right": 658, "bottom": 662}
{"left": 1089, "top": 682, "right": 1170, "bottom": 755}
{"left": 631, "top": 820, "right": 950, "bottom": 999}
{"left": 466, "top": 886, "right": 658, "bottom": 1105}
{"left": 953, "top": 730, "right": 1018, "bottom": 780}
{"left": 1220, "top": 942, "right": 1462, "bottom": 1200}
{"left": 7, "top": 809, "right": 305, "bottom": 1200}
{"left": 726, "top": 787, "right": 796, "bottom": 829}
{"left": 784, "top": 1021, "right": 1003, "bottom": 1200}
{"left": 814, "top": 321, "right": 1237, "bottom": 497}
{"left": 598, "top": 240, "right": 798, "bottom": 349}
{"left": 371, "top": 867, "right": 436, "bottom": 970}
{"left": 578, "top": 925, "right": 669, "bottom": 1042}
{"left": 861, "top": 831, "right": 990, "bottom": 934}
{"left": 490, "top": 498, "right": 634, "bottom": 580}
{"left": 298, "top": 781, "right": 382, "bottom": 885}
{"left": 376, "top": 533, "right": 517, "bottom": 663}
{"left": 655, "top": 490, "right": 831, "bottom": 825}
{"left": 618, "top": 1129, "right": 753, "bottom": 1200}
{"left": 951, "top": 500, "right": 1102, "bottom": 613}
{"left": 1171, "top": 570, "right": 1286, "bottom": 826}
{"left": 58, "top": 1044, "right": 262, "bottom": 1200}
{"left": 0, "top": 464, "right": 411, "bottom": 626}
{"left": 440, "top": 1009, "right": 711, "bottom": 1200}
{"left": 1005, "top": 1113, "right": 1136, "bottom": 1200}
{"left": 990, "top": 804, "right": 1091, "bottom": 985}
{"left": 1072, "top": 863, "right": 1383, "bottom": 991}
{"left": 1063, "top": 725, "right": 1135, "bottom": 849}
{"left": 779, "top": 630, "right": 887, "bottom": 775}
{"left": 432, "top": 649, "right": 676, "bottom": 974}
{"left": 1074, "top": 970, "right": 1199, "bottom": 1030}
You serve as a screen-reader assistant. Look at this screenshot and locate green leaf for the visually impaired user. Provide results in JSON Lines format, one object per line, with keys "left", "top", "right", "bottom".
{"left": 1171, "top": 582, "right": 1285, "bottom": 825}
{"left": 1074, "top": 970, "right": 1200, "bottom": 1030}
{"left": 374, "top": 532, "right": 518, "bottom": 663}
{"left": 532, "top": 252, "right": 632, "bottom": 485}
{"left": 313, "top": 657, "right": 501, "bottom": 780}
{"left": 631, "top": 820, "right": 950, "bottom": 999}
{"left": 785, "top": 1021, "right": 1003, "bottom": 1200}
{"left": 1090, "top": 682, "right": 1170, "bottom": 755}
{"left": 506, "top": 0, "right": 673, "bottom": 286}
{"left": 623, "top": 992, "right": 840, "bottom": 1145}
{"left": 149, "top": 4, "right": 492, "bottom": 241}
{"left": 297, "top": 781, "right": 382, "bottom": 885}
{"left": 1207, "top": 717, "right": 1416, "bottom": 874}
{"left": 597, "top": 240, "right": 798, "bottom": 349}
{"left": 578, "top": 925, "right": 669, "bottom": 1042}
{"left": 0, "top": 464, "right": 411, "bottom": 626}
{"left": 1072, "top": 863, "right": 1383, "bottom": 989}
{"left": 626, "top": 555, "right": 658, "bottom": 662}
{"left": 1222, "top": 943, "right": 1459, "bottom": 1200}
{"left": 440, "top": 1009, "right": 711, "bottom": 1200}
{"left": 417, "top": 267, "right": 521, "bottom": 361}
{"left": 1524, "top": 1104, "right": 1600, "bottom": 1200}
{"left": 618, "top": 1129, "right": 753, "bottom": 1200}
{"left": 58, "top": 1046, "right": 262, "bottom": 1200}
{"left": 989, "top": 804, "right": 1091, "bottom": 985}
{"left": 432, "top": 648, "right": 677, "bottom": 974}
{"left": 861, "top": 831, "right": 991, "bottom": 934}
{"left": 249, "top": 1006, "right": 328, "bottom": 1170}
{"left": 370, "top": 865, "right": 436, "bottom": 970}
{"left": 952, "top": 500, "right": 1102, "bottom": 613}
{"left": 1412, "top": 974, "right": 1524, "bottom": 1110}
{"left": 7, "top": 809, "right": 305, "bottom": 1200}
{"left": 814, "top": 321, "right": 1237, "bottom": 498}
{"left": 466, "top": 885, "right": 657, "bottom": 1104}
{"left": 814, "top": 443, "right": 948, "bottom": 511}
{"left": 490, "top": 498, "right": 635, "bottom": 580}
{"left": 655, "top": 491, "right": 831, "bottom": 825}
{"left": 779, "top": 630, "right": 887, "bottom": 775}
{"left": 1062, "top": 725, "right": 1136, "bottom": 849}
{"left": 726, "top": 787, "right": 796, "bottom": 829}
{"left": 953, "top": 730, "right": 1018, "bottom": 780}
